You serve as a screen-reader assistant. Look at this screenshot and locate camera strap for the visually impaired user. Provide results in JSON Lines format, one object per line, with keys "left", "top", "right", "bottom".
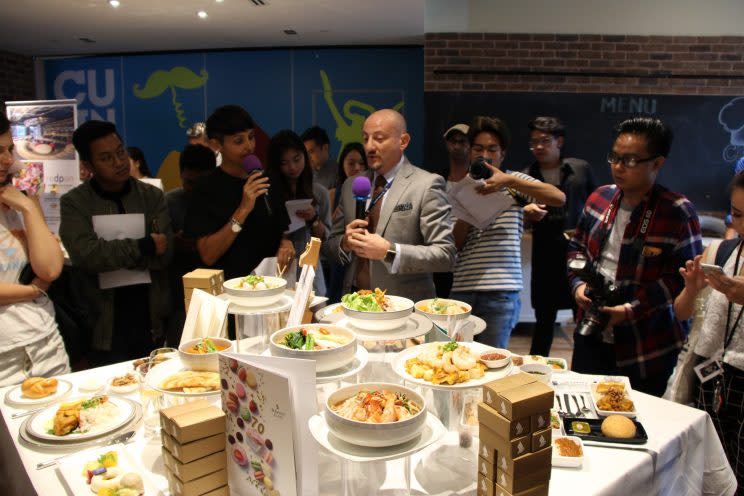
{"left": 594, "top": 187, "right": 660, "bottom": 272}
{"left": 723, "top": 241, "right": 744, "bottom": 355}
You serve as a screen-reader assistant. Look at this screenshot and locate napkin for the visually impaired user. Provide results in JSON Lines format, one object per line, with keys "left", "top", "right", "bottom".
{"left": 180, "top": 288, "right": 229, "bottom": 345}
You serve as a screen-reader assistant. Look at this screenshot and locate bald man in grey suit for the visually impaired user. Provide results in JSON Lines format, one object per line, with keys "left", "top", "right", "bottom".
{"left": 326, "top": 109, "right": 455, "bottom": 302}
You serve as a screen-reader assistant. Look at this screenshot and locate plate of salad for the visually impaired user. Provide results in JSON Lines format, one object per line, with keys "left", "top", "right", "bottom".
{"left": 269, "top": 324, "right": 358, "bottom": 372}
{"left": 340, "top": 289, "right": 414, "bottom": 331}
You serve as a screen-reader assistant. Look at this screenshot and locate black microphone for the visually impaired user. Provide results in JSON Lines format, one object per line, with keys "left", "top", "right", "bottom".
{"left": 352, "top": 176, "right": 372, "bottom": 220}
{"left": 243, "top": 155, "right": 273, "bottom": 216}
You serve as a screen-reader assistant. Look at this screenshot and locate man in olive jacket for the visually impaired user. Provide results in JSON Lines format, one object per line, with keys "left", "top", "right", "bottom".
{"left": 60, "top": 120, "right": 172, "bottom": 365}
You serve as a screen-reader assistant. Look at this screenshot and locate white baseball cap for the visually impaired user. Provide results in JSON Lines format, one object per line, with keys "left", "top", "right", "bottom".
{"left": 443, "top": 123, "right": 469, "bottom": 139}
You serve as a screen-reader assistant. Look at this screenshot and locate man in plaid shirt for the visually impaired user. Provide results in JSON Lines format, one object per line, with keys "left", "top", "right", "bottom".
{"left": 567, "top": 117, "right": 702, "bottom": 396}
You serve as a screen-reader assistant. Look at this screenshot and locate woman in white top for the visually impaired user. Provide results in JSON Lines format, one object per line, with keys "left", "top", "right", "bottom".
{"left": 0, "top": 111, "right": 70, "bottom": 387}
{"left": 675, "top": 171, "right": 744, "bottom": 487}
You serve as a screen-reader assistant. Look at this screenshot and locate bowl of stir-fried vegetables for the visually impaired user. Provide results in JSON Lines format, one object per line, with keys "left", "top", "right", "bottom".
{"left": 269, "top": 324, "right": 357, "bottom": 372}
{"left": 222, "top": 275, "right": 287, "bottom": 306}
{"left": 340, "top": 289, "right": 413, "bottom": 331}
{"left": 178, "top": 337, "right": 234, "bottom": 371}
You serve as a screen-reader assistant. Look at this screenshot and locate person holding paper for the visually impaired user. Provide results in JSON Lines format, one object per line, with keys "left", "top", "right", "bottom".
{"left": 184, "top": 105, "right": 294, "bottom": 280}
{"left": 0, "top": 111, "right": 70, "bottom": 386}
{"left": 327, "top": 109, "right": 455, "bottom": 303}
{"left": 60, "top": 120, "right": 172, "bottom": 365}
{"left": 522, "top": 117, "right": 595, "bottom": 356}
{"left": 267, "top": 130, "right": 332, "bottom": 295}
{"left": 449, "top": 116, "right": 565, "bottom": 349}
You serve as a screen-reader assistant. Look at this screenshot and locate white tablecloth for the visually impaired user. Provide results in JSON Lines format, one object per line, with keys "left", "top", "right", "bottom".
{"left": 0, "top": 362, "right": 737, "bottom": 496}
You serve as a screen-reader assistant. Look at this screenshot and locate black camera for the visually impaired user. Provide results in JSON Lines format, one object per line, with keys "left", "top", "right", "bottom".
{"left": 469, "top": 156, "right": 493, "bottom": 180}
{"left": 567, "top": 254, "right": 623, "bottom": 338}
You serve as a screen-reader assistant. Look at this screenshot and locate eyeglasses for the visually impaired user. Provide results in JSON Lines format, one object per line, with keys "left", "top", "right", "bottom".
{"left": 528, "top": 137, "right": 554, "bottom": 150}
{"left": 607, "top": 151, "right": 657, "bottom": 168}
{"left": 471, "top": 144, "right": 501, "bottom": 154}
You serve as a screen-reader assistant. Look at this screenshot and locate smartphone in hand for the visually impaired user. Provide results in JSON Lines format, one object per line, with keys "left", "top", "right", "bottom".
{"left": 700, "top": 263, "right": 725, "bottom": 275}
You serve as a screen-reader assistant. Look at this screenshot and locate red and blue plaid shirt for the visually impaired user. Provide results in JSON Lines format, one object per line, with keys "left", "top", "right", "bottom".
{"left": 568, "top": 183, "right": 702, "bottom": 379}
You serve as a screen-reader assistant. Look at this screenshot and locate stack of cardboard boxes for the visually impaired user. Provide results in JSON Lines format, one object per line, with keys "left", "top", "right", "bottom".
{"left": 182, "top": 269, "right": 225, "bottom": 311}
{"left": 160, "top": 399, "right": 228, "bottom": 496}
{"left": 477, "top": 373, "right": 554, "bottom": 496}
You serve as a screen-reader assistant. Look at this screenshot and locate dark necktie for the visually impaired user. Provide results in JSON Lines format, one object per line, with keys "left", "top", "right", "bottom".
{"left": 354, "top": 175, "right": 388, "bottom": 290}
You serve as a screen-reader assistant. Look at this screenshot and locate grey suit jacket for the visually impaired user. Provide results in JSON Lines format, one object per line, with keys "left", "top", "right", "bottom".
{"left": 326, "top": 158, "right": 455, "bottom": 302}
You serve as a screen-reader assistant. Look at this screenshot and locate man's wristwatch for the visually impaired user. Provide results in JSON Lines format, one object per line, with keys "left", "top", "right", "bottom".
{"left": 384, "top": 245, "right": 397, "bottom": 264}
{"left": 230, "top": 217, "right": 243, "bottom": 233}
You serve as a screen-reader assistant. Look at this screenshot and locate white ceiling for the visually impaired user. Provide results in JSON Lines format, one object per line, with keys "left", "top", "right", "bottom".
{"left": 0, "top": 0, "right": 424, "bottom": 57}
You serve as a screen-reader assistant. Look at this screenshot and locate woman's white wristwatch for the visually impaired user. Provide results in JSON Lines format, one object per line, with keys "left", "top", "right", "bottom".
{"left": 230, "top": 217, "right": 243, "bottom": 233}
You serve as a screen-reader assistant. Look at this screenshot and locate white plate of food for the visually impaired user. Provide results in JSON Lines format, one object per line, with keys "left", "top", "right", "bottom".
{"left": 26, "top": 395, "right": 136, "bottom": 442}
{"left": 340, "top": 289, "right": 414, "bottom": 331}
{"left": 308, "top": 412, "right": 446, "bottom": 463}
{"left": 392, "top": 341, "right": 514, "bottom": 390}
{"left": 590, "top": 380, "right": 637, "bottom": 418}
{"left": 262, "top": 343, "right": 369, "bottom": 384}
{"left": 107, "top": 373, "right": 138, "bottom": 395}
{"left": 5, "top": 377, "right": 72, "bottom": 407}
{"left": 551, "top": 436, "right": 584, "bottom": 468}
{"left": 145, "top": 357, "right": 221, "bottom": 397}
{"left": 269, "top": 324, "right": 357, "bottom": 372}
{"left": 223, "top": 275, "right": 287, "bottom": 307}
{"left": 545, "top": 357, "right": 569, "bottom": 373}
{"left": 58, "top": 443, "right": 160, "bottom": 495}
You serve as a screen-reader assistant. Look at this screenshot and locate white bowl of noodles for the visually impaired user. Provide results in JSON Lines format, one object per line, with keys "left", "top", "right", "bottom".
{"left": 223, "top": 275, "right": 287, "bottom": 307}
{"left": 324, "top": 382, "right": 427, "bottom": 447}
{"left": 415, "top": 298, "right": 471, "bottom": 328}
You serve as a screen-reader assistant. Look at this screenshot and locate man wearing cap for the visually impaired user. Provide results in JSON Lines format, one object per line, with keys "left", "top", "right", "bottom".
{"left": 434, "top": 123, "right": 471, "bottom": 298}
{"left": 327, "top": 109, "right": 455, "bottom": 302}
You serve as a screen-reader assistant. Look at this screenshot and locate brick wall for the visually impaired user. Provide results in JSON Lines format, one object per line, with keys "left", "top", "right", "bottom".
{"left": 425, "top": 33, "right": 744, "bottom": 95}
{"left": 0, "top": 51, "right": 36, "bottom": 104}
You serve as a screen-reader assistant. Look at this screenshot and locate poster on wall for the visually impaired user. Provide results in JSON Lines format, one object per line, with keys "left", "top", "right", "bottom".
{"left": 5, "top": 99, "right": 80, "bottom": 235}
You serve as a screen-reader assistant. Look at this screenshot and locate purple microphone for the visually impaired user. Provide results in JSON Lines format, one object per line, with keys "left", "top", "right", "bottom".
{"left": 241, "top": 155, "right": 272, "bottom": 216}
{"left": 242, "top": 154, "right": 262, "bottom": 174}
{"left": 352, "top": 176, "right": 372, "bottom": 220}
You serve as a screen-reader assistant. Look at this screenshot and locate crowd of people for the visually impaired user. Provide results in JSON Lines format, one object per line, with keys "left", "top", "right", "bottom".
{"left": 1, "top": 103, "right": 743, "bottom": 485}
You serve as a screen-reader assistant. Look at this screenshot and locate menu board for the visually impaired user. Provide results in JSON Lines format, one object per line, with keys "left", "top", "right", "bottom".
{"left": 219, "top": 353, "right": 318, "bottom": 496}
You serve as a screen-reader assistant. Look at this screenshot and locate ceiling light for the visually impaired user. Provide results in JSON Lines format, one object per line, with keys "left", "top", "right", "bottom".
{"left": 215, "top": 0, "right": 224, "bottom": 3}
{"left": 109, "top": 0, "right": 120, "bottom": 6}
{"left": 284, "top": 29, "right": 297, "bottom": 35}
{"left": 197, "top": 10, "right": 208, "bottom": 18}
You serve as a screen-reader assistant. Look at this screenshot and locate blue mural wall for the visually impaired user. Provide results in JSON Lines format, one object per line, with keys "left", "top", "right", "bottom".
{"left": 44, "top": 47, "right": 423, "bottom": 188}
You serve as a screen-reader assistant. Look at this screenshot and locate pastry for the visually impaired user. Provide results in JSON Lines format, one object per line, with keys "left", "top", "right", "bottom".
{"left": 601, "top": 414, "right": 637, "bottom": 439}
{"left": 21, "top": 377, "right": 58, "bottom": 399}
{"left": 160, "top": 371, "right": 220, "bottom": 392}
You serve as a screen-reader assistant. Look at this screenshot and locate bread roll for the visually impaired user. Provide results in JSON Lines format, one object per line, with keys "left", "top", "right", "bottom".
{"left": 21, "top": 377, "right": 58, "bottom": 399}
{"left": 601, "top": 414, "right": 637, "bottom": 439}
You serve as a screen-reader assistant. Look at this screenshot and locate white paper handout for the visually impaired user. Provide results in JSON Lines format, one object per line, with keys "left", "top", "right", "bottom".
{"left": 139, "top": 177, "right": 164, "bottom": 190}
{"left": 92, "top": 213, "right": 152, "bottom": 289}
{"left": 448, "top": 175, "right": 514, "bottom": 230}
{"left": 285, "top": 199, "right": 313, "bottom": 233}
{"left": 219, "top": 352, "right": 318, "bottom": 496}
{"left": 180, "top": 288, "right": 229, "bottom": 345}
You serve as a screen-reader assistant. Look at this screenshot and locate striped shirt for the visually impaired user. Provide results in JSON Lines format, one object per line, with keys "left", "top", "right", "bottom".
{"left": 452, "top": 171, "right": 536, "bottom": 292}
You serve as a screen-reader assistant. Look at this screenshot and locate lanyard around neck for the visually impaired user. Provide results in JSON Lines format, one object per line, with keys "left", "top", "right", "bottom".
{"left": 724, "top": 241, "right": 744, "bottom": 354}
{"left": 365, "top": 177, "right": 394, "bottom": 215}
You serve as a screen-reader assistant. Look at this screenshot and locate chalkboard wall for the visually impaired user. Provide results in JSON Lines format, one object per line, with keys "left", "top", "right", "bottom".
{"left": 424, "top": 92, "right": 744, "bottom": 212}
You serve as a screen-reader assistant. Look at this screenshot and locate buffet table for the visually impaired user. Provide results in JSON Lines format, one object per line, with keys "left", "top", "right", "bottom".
{"left": 2, "top": 360, "right": 737, "bottom": 496}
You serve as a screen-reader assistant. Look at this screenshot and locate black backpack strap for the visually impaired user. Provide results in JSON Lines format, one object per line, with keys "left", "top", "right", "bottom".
{"left": 715, "top": 238, "right": 741, "bottom": 267}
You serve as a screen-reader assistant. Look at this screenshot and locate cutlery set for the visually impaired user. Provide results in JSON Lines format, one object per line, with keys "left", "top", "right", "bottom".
{"left": 555, "top": 392, "right": 593, "bottom": 417}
